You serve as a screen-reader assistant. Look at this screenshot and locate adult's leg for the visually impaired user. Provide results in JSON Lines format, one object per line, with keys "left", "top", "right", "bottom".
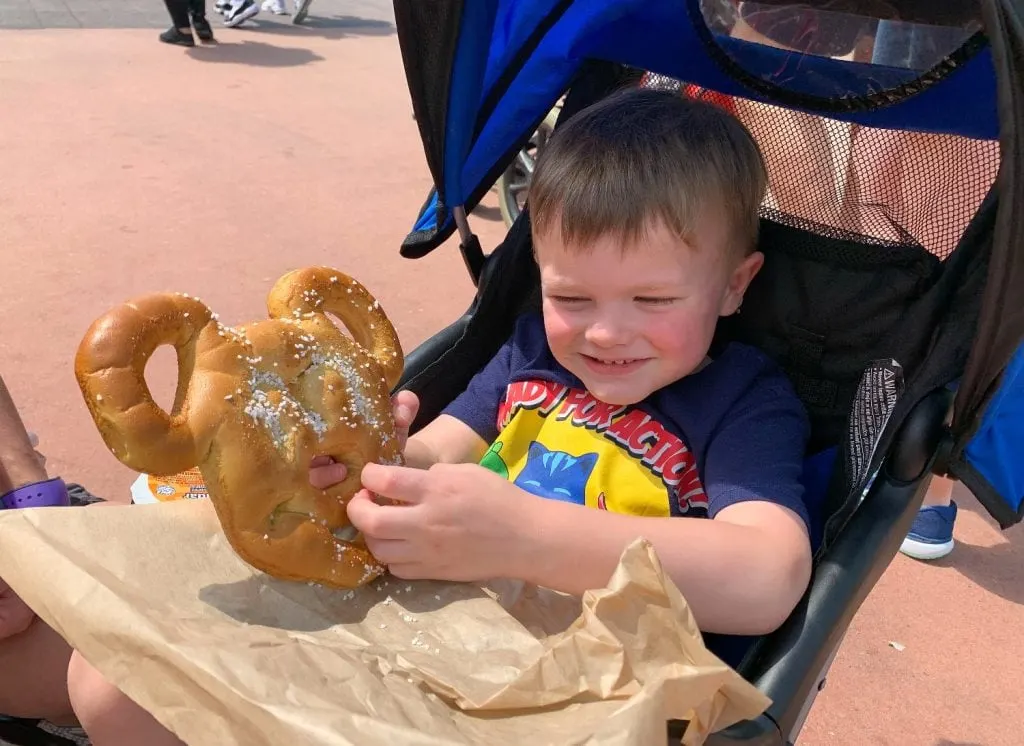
{"left": 160, "top": 0, "right": 197, "bottom": 45}
{"left": 922, "top": 475, "right": 955, "bottom": 508}
{"left": 185, "top": 0, "right": 215, "bottom": 42}
{"left": 0, "top": 613, "right": 76, "bottom": 724}
{"left": 162, "top": 0, "right": 192, "bottom": 29}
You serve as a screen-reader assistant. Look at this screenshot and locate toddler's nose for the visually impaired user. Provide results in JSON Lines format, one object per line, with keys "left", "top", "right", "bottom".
{"left": 584, "top": 317, "right": 632, "bottom": 347}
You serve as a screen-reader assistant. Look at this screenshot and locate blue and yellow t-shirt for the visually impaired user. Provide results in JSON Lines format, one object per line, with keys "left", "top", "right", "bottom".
{"left": 442, "top": 313, "right": 811, "bottom": 668}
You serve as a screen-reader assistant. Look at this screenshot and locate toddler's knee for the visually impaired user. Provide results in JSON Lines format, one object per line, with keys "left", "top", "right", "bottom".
{"left": 66, "top": 650, "right": 122, "bottom": 733}
{"left": 67, "top": 649, "right": 184, "bottom": 746}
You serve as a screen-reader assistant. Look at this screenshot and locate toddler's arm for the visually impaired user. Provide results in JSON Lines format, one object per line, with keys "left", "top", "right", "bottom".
{"left": 500, "top": 377, "right": 813, "bottom": 636}
{"left": 404, "top": 411, "right": 490, "bottom": 469}
{"left": 505, "top": 495, "right": 810, "bottom": 636}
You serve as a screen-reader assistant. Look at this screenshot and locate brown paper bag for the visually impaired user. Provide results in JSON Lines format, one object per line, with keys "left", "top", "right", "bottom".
{"left": 0, "top": 500, "right": 769, "bottom": 745}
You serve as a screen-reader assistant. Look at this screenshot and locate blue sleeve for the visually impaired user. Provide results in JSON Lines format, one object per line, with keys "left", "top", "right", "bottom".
{"left": 440, "top": 313, "right": 553, "bottom": 443}
{"left": 440, "top": 339, "right": 513, "bottom": 443}
{"left": 702, "top": 378, "right": 812, "bottom": 532}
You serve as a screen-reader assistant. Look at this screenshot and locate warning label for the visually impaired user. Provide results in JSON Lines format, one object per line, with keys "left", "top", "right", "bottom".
{"left": 846, "top": 359, "right": 904, "bottom": 490}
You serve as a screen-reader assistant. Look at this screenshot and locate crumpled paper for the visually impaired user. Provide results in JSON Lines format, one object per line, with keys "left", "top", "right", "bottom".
{"left": 0, "top": 500, "right": 769, "bottom": 745}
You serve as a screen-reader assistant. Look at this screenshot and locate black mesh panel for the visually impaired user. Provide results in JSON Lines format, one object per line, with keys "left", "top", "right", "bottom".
{"left": 640, "top": 74, "right": 1001, "bottom": 260}
{"left": 741, "top": 101, "right": 1000, "bottom": 260}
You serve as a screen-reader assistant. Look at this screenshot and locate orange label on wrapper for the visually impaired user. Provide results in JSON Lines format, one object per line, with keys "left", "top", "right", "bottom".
{"left": 130, "top": 468, "right": 209, "bottom": 504}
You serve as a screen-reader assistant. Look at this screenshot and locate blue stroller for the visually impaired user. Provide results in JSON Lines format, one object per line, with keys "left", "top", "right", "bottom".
{"left": 390, "top": 0, "right": 1024, "bottom": 743}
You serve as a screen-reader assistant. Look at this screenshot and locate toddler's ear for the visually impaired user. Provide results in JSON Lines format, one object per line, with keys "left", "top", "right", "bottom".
{"left": 721, "top": 251, "right": 764, "bottom": 316}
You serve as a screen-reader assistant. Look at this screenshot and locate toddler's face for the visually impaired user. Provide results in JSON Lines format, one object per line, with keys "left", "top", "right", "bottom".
{"left": 536, "top": 216, "right": 762, "bottom": 405}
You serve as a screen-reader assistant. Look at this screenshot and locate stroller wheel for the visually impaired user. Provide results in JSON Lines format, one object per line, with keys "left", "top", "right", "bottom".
{"left": 496, "top": 104, "right": 559, "bottom": 228}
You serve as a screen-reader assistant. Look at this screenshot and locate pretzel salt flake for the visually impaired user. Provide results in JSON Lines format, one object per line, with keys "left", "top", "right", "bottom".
{"left": 74, "top": 267, "right": 405, "bottom": 589}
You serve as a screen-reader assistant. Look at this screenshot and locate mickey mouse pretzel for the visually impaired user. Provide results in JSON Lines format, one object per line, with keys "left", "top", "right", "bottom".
{"left": 75, "top": 267, "right": 404, "bottom": 589}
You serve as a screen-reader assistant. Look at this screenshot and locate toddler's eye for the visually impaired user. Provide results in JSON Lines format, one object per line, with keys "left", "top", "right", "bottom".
{"left": 550, "top": 295, "right": 589, "bottom": 305}
{"left": 636, "top": 297, "right": 677, "bottom": 306}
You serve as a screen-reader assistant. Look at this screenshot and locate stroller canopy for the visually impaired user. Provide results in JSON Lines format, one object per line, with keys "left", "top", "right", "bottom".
{"left": 394, "top": 0, "right": 1024, "bottom": 528}
{"left": 398, "top": 0, "right": 996, "bottom": 250}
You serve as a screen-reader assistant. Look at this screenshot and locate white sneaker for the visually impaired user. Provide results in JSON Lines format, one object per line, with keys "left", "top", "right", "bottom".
{"left": 224, "top": 0, "right": 259, "bottom": 26}
{"left": 214, "top": 0, "right": 229, "bottom": 13}
{"left": 261, "top": 0, "right": 286, "bottom": 14}
{"left": 292, "top": 0, "right": 313, "bottom": 24}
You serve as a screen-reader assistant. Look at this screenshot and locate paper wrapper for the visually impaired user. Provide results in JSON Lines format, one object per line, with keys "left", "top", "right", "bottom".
{"left": 0, "top": 500, "right": 769, "bottom": 745}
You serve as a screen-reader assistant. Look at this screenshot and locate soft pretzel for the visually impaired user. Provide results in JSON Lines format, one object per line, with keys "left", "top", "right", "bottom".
{"left": 74, "top": 267, "right": 405, "bottom": 589}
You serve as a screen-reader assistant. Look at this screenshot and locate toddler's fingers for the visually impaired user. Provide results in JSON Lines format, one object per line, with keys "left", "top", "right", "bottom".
{"left": 309, "top": 461, "right": 348, "bottom": 489}
{"left": 391, "top": 390, "right": 420, "bottom": 430}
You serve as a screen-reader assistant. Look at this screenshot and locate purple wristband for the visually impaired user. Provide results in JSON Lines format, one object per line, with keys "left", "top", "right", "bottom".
{"left": 0, "top": 477, "right": 70, "bottom": 510}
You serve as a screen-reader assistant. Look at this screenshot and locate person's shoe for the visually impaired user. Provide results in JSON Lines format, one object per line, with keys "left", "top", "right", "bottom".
{"left": 159, "top": 27, "right": 195, "bottom": 46}
{"left": 192, "top": 14, "right": 216, "bottom": 41}
{"left": 224, "top": 0, "right": 259, "bottom": 26}
{"left": 214, "top": 0, "right": 230, "bottom": 13}
{"left": 261, "top": 0, "right": 287, "bottom": 14}
{"left": 900, "top": 501, "right": 958, "bottom": 560}
{"left": 292, "top": 0, "right": 313, "bottom": 24}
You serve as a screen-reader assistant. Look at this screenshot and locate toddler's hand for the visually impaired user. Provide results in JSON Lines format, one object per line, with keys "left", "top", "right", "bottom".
{"left": 345, "top": 461, "right": 529, "bottom": 582}
{"left": 309, "top": 390, "right": 420, "bottom": 489}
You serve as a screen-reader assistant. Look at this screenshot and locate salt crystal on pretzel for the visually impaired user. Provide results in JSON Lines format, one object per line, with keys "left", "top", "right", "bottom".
{"left": 74, "top": 267, "right": 404, "bottom": 589}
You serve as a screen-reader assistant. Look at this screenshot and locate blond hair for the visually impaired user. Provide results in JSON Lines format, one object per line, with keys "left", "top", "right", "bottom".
{"left": 529, "top": 87, "right": 767, "bottom": 255}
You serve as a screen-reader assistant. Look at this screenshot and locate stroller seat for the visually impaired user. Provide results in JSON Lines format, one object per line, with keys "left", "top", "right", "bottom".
{"left": 393, "top": 1, "right": 1024, "bottom": 741}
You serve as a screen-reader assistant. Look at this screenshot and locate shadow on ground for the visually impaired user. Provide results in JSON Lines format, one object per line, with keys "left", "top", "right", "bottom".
{"left": 938, "top": 526, "right": 1024, "bottom": 607}
{"left": 935, "top": 484, "right": 1024, "bottom": 608}
{"left": 184, "top": 15, "right": 393, "bottom": 66}
{"left": 242, "top": 13, "right": 393, "bottom": 39}
{"left": 187, "top": 39, "right": 325, "bottom": 66}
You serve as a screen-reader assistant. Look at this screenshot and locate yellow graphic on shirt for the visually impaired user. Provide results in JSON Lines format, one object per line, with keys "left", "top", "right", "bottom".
{"left": 479, "top": 379, "right": 707, "bottom": 517}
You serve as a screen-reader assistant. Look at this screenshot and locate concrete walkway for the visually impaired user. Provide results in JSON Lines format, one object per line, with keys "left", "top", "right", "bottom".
{"left": 0, "top": 0, "right": 393, "bottom": 29}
